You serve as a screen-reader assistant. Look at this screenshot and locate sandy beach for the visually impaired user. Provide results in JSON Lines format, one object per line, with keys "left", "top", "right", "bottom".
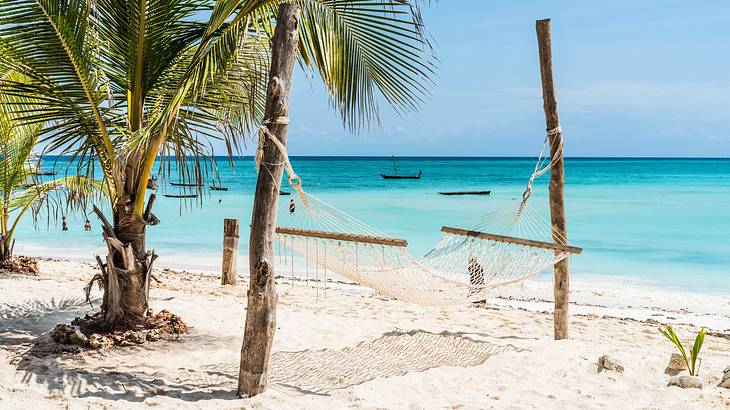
{"left": 1, "top": 258, "right": 729, "bottom": 409}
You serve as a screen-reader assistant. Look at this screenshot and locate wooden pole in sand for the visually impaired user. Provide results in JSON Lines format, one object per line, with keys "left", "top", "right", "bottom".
{"left": 237, "top": 3, "right": 300, "bottom": 398}
{"left": 221, "top": 218, "right": 239, "bottom": 285}
{"left": 536, "top": 18, "right": 570, "bottom": 340}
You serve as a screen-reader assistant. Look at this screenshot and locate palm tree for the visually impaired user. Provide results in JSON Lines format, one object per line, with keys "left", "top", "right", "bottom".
{"left": 0, "top": 0, "right": 434, "bottom": 326}
{"left": 0, "top": 71, "right": 102, "bottom": 264}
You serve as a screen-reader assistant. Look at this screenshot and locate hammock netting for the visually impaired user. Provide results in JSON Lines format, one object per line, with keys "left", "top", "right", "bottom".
{"left": 258, "top": 121, "right": 580, "bottom": 307}
{"left": 274, "top": 188, "right": 576, "bottom": 306}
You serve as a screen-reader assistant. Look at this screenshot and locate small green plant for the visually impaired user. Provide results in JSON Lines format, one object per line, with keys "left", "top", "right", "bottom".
{"left": 659, "top": 325, "right": 705, "bottom": 376}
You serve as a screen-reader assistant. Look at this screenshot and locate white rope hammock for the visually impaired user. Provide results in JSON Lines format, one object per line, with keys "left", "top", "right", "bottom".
{"left": 257, "top": 121, "right": 581, "bottom": 306}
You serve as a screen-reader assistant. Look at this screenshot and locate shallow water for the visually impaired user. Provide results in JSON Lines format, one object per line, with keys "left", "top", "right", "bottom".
{"left": 12, "top": 157, "right": 730, "bottom": 294}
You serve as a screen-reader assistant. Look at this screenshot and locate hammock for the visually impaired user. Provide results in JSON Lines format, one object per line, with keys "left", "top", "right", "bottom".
{"left": 258, "top": 121, "right": 582, "bottom": 306}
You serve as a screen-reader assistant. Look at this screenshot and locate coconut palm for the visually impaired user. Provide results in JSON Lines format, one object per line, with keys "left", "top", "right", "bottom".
{"left": 0, "top": 71, "right": 103, "bottom": 263}
{"left": 0, "top": 0, "right": 434, "bottom": 326}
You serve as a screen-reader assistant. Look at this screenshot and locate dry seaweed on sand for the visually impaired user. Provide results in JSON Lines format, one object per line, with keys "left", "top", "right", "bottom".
{"left": 48, "top": 309, "right": 187, "bottom": 351}
{"left": 0, "top": 255, "right": 40, "bottom": 275}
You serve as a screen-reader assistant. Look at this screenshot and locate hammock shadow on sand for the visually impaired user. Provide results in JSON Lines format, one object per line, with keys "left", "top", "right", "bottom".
{"left": 10, "top": 329, "right": 520, "bottom": 401}
{"left": 266, "top": 329, "right": 521, "bottom": 395}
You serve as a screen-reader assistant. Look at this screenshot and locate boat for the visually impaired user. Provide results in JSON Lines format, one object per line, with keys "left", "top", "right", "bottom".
{"left": 210, "top": 185, "right": 228, "bottom": 191}
{"left": 33, "top": 170, "right": 57, "bottom": 176}
{"left": 170, "top": 182, "right": 203, "bottom": 187}
{"left": 381, "top": 171, "right": 422, "bottom": 180}
{"left": 380, "top": 156, "right": 422, "bottom": 179}
{"left": 439, "top": 190, "right": 491, "bottom": 196}
{"left": 163, "top": 194, "right": 198, "bottom": 199}
{"left": 280, "top": 191, "right": 291, "bottom": 196}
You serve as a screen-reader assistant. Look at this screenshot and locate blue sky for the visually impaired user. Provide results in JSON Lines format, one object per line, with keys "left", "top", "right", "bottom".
{"left": 283, "top": 0, "right": 730, "bottom": 157}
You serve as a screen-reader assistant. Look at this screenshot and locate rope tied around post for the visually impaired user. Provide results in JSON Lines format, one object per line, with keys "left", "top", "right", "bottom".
{"left": 255, "top": 116, "right": 308, "bottom": 205}
{"left": 517, "top": 126, "right": 564, "bottom": 216}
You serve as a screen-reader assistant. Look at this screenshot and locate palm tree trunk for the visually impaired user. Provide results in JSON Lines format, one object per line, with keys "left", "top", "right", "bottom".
{"left": 93, "top": 190, "right": 157, "bottom": 326}
{"left": 111, "top": 208, "right": 149, "bottom": 321}
{"left": 0, "top": 236, "right": 10, "bottom": 261}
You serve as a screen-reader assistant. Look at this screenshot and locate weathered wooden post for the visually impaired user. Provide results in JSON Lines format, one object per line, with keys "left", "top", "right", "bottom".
{"left": 237, "top": 3, "right": 300, "bottom": 397}
{"left": 536, "top": 18, "right": 570, "bottom": 340}
{"left": 221, "top": 218, "right": 240, "bottom": 285}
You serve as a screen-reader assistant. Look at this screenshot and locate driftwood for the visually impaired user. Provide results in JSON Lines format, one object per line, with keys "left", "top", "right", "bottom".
{"left": 536, "top": 19, "right": 571, "bottom": 340}
{"left": 238, "top": 4, "right": 300, "bottom": 398}
{"left": 221, "top": 219, "right": 239, "bottom": 285}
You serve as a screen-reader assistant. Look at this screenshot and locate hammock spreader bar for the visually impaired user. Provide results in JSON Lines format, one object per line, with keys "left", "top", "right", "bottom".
{"left": 276, "top": 226, "right": 408, "bottom": 247}
{"left": 441, "top": 226, "right": 582, "bottom": 254}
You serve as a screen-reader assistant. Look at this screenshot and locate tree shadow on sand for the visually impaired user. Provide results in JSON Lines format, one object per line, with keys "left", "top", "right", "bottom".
{"left": 10, "top": 328, "right": 522, "bottom": 402}
{"left": 0, "top": 297, "right": 92, "bottom": 347}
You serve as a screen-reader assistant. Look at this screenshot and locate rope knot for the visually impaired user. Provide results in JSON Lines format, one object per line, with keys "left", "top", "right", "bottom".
{"left": 546, "top": 125, "right": 562, "bottom": 137}
{"left": 254, "top": 117, "right": 302, "bottom": 192}
{"left": 263, "top": 116, "right": 290, "bottom": 126}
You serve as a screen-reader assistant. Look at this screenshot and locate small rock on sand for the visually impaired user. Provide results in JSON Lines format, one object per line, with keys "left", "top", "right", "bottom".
{"left": 719, "top": 366, "right": 730, "bottom": 389}
{"left": 665, "top": 353, "right": 687, "bottom": 376}
{"left": 668, "top": 375, "right": 703, "bottom": 389}
{"left": 69, "top": 329, "right": 88, "bottom": 347}
{"left": 597, "top": 355, "right": 624, "bottom": 373}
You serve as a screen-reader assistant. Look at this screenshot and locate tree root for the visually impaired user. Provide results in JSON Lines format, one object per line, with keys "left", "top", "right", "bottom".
{"left": 50, "top": 309, "right": 188, "bottom": 350}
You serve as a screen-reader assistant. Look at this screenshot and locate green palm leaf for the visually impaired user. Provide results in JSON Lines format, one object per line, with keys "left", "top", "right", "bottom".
{"left": 1, "top": 0, "right": 436, "bottom": 218}
{"left": 0, "top": 0, "right": 116, "bottom": 180}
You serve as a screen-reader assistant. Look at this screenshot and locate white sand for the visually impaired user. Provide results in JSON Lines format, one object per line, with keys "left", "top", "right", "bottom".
{"left": 1, "top": 258, "right": 729, "bottom": 409}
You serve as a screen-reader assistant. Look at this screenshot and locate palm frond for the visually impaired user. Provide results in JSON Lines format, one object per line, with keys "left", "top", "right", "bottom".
{"left": 297, "top": 0, "right": 436, "bottom": 130}
{"left": 0, "top": 0, "right": 117, "bottom": 176}
{"left": 0, "top": 70, "right": 43, "bottom": 197}
{"left": 240, "top": 0, "right": 436, "bottom": 130}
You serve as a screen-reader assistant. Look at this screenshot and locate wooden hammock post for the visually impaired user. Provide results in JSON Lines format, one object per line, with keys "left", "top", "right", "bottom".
{"left": 536, "top": 18, "right": 570, "bottom": 340}
{"left": 221, "top": 218, "right": 239, "bottom": 285}
{"left": 237, "top": 3, "right": 300, "bottom": 398}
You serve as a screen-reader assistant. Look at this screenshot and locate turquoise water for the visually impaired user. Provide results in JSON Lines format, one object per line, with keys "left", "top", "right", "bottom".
{"left": 12, "top": 157, "right": 730, "bottom": 294}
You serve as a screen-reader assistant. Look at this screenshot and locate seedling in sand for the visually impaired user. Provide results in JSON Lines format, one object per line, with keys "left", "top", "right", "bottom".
{"left": 659, "top": 325, "right": 705, "bottom": 376}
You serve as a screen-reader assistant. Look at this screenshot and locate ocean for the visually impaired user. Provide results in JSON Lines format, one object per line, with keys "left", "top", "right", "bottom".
{"left": 12, "top": 157, "right": 730, "bottom": 294}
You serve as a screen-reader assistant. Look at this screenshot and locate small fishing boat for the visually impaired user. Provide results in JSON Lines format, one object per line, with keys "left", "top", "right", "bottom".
{"left": 381, "top": 171, "right": 422, "bottom": 180}
{"left": 210, "top": 185, "right": 228, "bottom": 191}
{"left": 170, "top": 182, "right": 203, "bottom": 187}
{"left": 439, "top": 190, "right": 491, "bottom": 196}
{"left": 280, "top": 191, "right": 291, "bottom": 196}
{"left": 33, "top": 170, "right": 57, "bottom": 176}
{"left": 380, "top": 156, "right": 422, "bottom": 180}
{"left": 163, "top": 194, "right": 198, "bottom": 199}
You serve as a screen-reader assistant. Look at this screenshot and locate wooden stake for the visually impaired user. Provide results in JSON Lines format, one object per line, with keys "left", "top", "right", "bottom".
{"left": 221, "top": 218, "right": 240, "bottom": 286}
{"left": 536, "top": 18, "right": 570, "bottom": 341}
{"left": 237, "top": 3, "right": 300, "bottom": 398}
